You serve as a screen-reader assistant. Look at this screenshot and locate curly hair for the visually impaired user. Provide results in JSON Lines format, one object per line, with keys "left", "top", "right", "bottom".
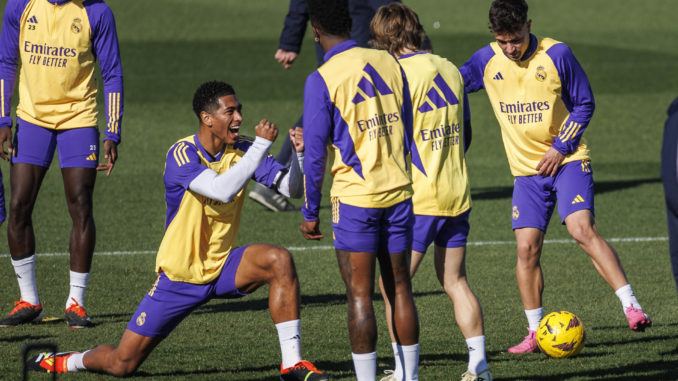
{"left": 192, "top": 81, "right": 235, "bottom": 120}
{"left": 306, "top": 0, "right": 351, "bottom": 38}
{"left": 369, "top": 3, "right": 425, "bottom": 56}
{"left": 488, "top": 0, "right": 528, "bottom": 34}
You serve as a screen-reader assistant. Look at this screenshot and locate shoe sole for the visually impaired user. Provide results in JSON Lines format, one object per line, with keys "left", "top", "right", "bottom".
{"left": 249, "top": 191, "right": 287, "bottom": 212}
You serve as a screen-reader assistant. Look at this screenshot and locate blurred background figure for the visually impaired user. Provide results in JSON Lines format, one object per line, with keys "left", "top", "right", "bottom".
{"left": 662, "top": 97, "right": 678, "bottom": 294}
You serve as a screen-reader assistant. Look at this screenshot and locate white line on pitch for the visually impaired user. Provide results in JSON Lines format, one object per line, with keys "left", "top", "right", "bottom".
{"left": 0, "top": 236, "right": 667, "bottom": 258}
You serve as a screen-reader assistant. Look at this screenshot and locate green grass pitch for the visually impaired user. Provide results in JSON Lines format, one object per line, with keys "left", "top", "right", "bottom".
{"left": 0, "top": 0, "right": 677, "bottom": 379}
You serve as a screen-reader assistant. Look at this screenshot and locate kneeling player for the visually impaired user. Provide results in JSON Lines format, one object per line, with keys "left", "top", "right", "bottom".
{"left": 26, "top": 81, "right": 328, "bottom": 381}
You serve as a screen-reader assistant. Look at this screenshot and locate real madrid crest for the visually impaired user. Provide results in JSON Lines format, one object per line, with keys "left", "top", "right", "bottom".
{"left": 535, "top": 65, "right": 546, "bottom": 82}
{"left": 136, "top": 311, "right": 147, "bottom": 326}
{"left": 71, "top": 18, "right": 82, "bottom": 34}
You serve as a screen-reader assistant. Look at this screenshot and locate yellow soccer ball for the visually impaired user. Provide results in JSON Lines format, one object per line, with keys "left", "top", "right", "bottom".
{"left": 536, "top": 311, "right": 585, "bottom": 358}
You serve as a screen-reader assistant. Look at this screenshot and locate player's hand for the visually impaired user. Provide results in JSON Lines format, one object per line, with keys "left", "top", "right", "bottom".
{"left": 255, "top": 119, "right": 278, "bottom": 142}
{"left": 274, "top": 49, "right": 298, "bottom": 69}
{"left": 96, "top": 140, "right": 118, "bottom": 176}
{"left": 0, "top": 126, "right": 13, "bottom": 161}
{"left": 289, "top": 126, "right": 304, "bottom": 153}
{"left": 536, "top": 147, "right": 565, "bottom": 177}
{"left": 300, "top": 219, "right": 323, "bottom": 240}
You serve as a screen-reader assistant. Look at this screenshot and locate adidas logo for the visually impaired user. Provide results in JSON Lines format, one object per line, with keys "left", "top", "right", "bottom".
{"left": 86, "top": 153, "right": 97, "bottom": 161}
{"left": 28, "top": 15, "right": 38, "bottom": 24}
{"left": 493, "top": 72, "right": 504, "bottom": 80}
{"left": 418, "top": 73, "right": 459, "bottom": 113}
{"left": 571, "top": 194, "right": 584, "bottom": 204}
{"left": 351, "top": 63, "right": 393, "bottom": 104}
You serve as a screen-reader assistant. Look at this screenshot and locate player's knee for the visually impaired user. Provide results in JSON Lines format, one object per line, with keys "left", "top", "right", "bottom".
{"left": 516, "top": 241, "right": 540, "bottom": 260}
{"left": 346, "top": 282, "right": 373, "bottom": 302}
{"left": 67, "top": 193, "right": 93, "bottom": 218}
{"left": 567, "top": 223, "right": 596, "bottom": 245}
{"left": 107, "top": 358, "right": 140, "bottom": 377}
{"left": 8, "top": 195, "right": 32, "bottom": 220}
{"left": 265, "top": 247, "right": 296, "bottom": 279}
{"left": 441, "top": 275, "right": 467, "bottom": 296}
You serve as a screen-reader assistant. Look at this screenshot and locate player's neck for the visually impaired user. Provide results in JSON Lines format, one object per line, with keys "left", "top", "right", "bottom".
{"left": 319, "top": 35, "right": 349, "bottom": 54}
{"left": 396, "top": 47, "right": 418, "bottom": 58}
{"left": 197, "top": 128, "right": 226, "bottom": 157}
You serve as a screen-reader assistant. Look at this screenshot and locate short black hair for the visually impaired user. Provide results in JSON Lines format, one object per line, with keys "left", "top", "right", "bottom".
{"left": 489, "top": 0, "right": 528, "bottom": 34}
{"left": 192, "top": 81, "right": 235, "bottom": 120}
{"left": 306, "top": 0, "right": 351, "bottom": 38}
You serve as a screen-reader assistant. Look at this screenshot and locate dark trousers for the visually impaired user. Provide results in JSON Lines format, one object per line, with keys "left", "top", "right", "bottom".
{"left": 661, "top": 98, "right": 678, "bottom": 293}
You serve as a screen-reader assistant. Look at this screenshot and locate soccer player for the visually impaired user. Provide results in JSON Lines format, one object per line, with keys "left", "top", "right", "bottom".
{"left": 26, "top": 81, "right": 328, "bottom": 381}
{"left": 0, "top": 0, "right": 123, "bottom": 328}
{"left": 369, "top": 4, "right": 491, "bottom": 381}
{"left": 299, "top": 1, "right": 420, "bottom": 380}
{"left": 459, "top": 0, "right": 651, "bottom": 354}
{"left": 662, "top": 97, "right": 678, "bottom": 294}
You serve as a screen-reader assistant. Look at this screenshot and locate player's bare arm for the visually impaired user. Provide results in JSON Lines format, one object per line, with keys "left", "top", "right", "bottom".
{"left": 0, "top": 127, "right": 13, "bottom": 161}
{"left": 536, "top": 147, "right": 564, "bottom": 177}
{"left": 300, "top": 219, "right": 323, "bottom": 240}
{"left": 96, "top": 140, "right": 118, "bottom": 176}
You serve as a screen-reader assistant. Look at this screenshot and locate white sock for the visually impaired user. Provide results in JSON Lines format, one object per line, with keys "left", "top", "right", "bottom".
{"left": 275, "top": 319, "right": 302, "bottom": 368}
{"left": 465, "top": 335, "right": 488, "bottom": 374}
{"left": 66, "top": 271, "right": 89, "bottom": 309}
{"left": 400, "top": 344, "right": 419, "bottom": 381}
{"left": 391, "top": 342, "right": 404, "bottom": 380}
{"left": 525, "top": 307, "right": 543, "bottom": 332}
{"left": 615, "top": 284, "right": 641, "bottom": 310}
{"left": 11, "top": 256, "right": 39, "bottom": 305}
{"left": 351, "top": 351, "right": 377, "bottom": 381}
{"left": 66, "top": 351, "right": 88, "bottom": 372}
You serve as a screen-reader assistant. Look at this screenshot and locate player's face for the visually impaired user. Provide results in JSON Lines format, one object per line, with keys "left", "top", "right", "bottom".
{"left": 494, "top": 21, "right": 531, "bottom": 61}
{"left": 210, "top": 94, "right": 243, "bottom": 144}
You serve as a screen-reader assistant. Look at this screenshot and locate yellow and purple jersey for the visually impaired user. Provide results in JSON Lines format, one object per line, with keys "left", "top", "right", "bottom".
{"left": 460, "top": 34, "right": 592, "bottom": 176}
{"left": 301, "top": 40, "right": 420, "bottom": 221}
{"left": 399, "top": 51, "right": 471, "bottom": 217}
{"left": 156, "top": 135, "right": 284, "bottom": 284}
{"left": 0, "top": 0, "right": 123, "bottom": 142}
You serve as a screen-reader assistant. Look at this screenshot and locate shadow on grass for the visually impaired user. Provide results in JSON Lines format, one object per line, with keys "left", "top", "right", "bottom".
{"left": 498, "top": 358, "right": 678, "bottom": 380}
{"left": 192, "top": 290, "right": 444, "bottom": 315}
{"left": 0, "top": 334, "right": 55, "bottom": 343}
{"left": 133, "top": 359, "right": 355, "bottom": 380}
{"left": 472, "top": 177, "right": 661, "bottom": 200}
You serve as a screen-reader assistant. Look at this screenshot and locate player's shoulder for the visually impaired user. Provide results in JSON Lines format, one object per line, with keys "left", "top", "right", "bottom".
{"left": 541, "top": 37, "right": 573, "bottom": 58}
{"left": 82, "top": 0, "right": 111, "bottom": 8}
{"left": 4, "top": 0, "right": 31, "bottom": 16}
{"left": 475, "top": 43, "right": 499, "bottom": 60}
{"left": 82, "top": 0, "right": 112, "bottom": 11}
{"left": 166, "top": 136, "right": 198, "bottom": 158}
{"left": 466, "top": 43, "right": 498, "bottom": 70}
{"left": 540, "top": 37, "right": 566, "bottom": 51}
{"left": 82, "top": 0, "right": 115, "bottom": 22}
{"left": 428, "top": 52, "right": 462, "bottom": 73}
{"left": 233, "top": 135, "right": 255, "bottom": 151}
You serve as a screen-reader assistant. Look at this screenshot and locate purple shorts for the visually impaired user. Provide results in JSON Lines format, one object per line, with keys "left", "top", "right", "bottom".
{"left": 331, "top": 198, "right": 414, "bottom": 254}
{"left": 412, "top": 209, "right": 471, "bottom": 253}
{"left": 12, "top": 119, "right": 99, "bottom": 168}
{"left": 126, "top": 246, "right": 249, "bottom": 338}
{"left": 511, "top": 160, "right": 595, "bottom": 231}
